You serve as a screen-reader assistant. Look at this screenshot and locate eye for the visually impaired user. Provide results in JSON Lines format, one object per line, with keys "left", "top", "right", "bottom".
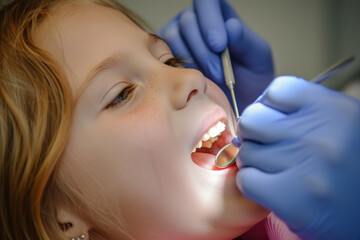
{"left": 106, "top": 84, "right": 135, "bottom": 109}
{"left": 164, "top": 55, "right": 186, "bottom": 68}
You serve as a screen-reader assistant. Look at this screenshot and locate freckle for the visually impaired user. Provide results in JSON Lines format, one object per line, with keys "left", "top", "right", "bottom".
{"left": 139, "top": 69, "right": 163, "bottom": 117}
{"left": 148, "top": 71, "right": 157, "bottom": 89}
{"left": 146, "top": 70, "right": 160, "bottom": 102}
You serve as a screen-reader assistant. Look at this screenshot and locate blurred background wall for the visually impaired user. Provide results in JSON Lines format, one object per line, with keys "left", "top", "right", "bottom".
{"left": 120, "top": 0, "right": 360, "bottom": 96}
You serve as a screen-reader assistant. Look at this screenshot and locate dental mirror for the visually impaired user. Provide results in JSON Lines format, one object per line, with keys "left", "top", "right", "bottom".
{"left": 215, "top": 55, "right": 354, "bottom": 168}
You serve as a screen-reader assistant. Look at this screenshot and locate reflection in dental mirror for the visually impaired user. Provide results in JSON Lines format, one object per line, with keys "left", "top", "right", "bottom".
{"left": 215, "top": 143, "right": 238, "bottom": 168}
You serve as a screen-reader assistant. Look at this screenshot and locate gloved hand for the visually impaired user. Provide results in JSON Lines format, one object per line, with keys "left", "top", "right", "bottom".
{"left": 236, "top": 76, "right": 360, "bottom": 240}
{"left": 158, "top": 0, "right": 274, "bottom": 111}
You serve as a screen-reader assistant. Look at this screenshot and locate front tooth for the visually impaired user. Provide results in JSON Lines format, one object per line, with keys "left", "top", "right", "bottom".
{"left": 217, "top": 122, "right": 226, "bottom": 131}
{"left": 195, "top": 122, "right": 226, "bottom": 151}
{"left": 196, "top": 140, "right": 202, "bottom": 149}
{"left": 202, "top": 133, "right": 210, "bottom": 141}
{"left": 208, "top": 126, "right": 220, "bottom": 138}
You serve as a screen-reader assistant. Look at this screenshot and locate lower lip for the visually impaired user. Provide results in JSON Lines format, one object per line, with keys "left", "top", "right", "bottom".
{"left": 191, "top": 152, "right": 223, "bottom": 169}
{"left": 191, "top": 152, "right": 237, "bottom": 171}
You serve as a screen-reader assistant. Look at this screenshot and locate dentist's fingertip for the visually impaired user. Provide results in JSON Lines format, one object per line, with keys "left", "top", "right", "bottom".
{"left": 232, "top": 136, "right": 241, "bottom": 147}
{"left": 207, "top": 29, "right": 227, "bottom": 53}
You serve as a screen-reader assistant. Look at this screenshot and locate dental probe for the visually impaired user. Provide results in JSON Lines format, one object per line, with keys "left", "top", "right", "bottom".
{"left": 215, "top": 55, "right": 355, "bottom": 168}
{"left": 310, "top": 55, "right": 354, "bottom": 83}
{"left": 221, "top": 47, "right": 240, "bottom": 119}
{"left": 250, "top": 55, "right": 355, "bottom": 105}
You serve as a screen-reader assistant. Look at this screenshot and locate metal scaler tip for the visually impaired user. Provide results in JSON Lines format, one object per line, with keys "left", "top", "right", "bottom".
{"left": 221, "top": 47, "right": 240, "bottom": 119}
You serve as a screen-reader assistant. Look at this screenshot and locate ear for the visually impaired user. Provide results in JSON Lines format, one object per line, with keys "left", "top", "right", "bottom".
{"left": 56, "top": 204, "right": 90, "bottom": 239}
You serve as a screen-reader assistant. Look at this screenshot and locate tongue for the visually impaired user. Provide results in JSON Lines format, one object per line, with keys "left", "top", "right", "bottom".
{"left": 191, "top": 152, "right": 224, "bottom": 170}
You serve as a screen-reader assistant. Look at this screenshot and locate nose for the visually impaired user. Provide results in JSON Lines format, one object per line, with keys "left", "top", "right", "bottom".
{"left": 166, "top": 68, "right": 207, "bottom": 110}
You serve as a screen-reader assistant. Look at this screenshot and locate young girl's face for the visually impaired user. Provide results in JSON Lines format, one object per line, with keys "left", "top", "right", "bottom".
{"left": 37, "top": 2, "right": 268, "bottom": 239}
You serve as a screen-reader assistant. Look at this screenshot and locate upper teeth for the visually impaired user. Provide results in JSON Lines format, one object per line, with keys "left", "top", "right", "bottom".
{"left": 192, "top": 121, "right": 226, "bottom": 152}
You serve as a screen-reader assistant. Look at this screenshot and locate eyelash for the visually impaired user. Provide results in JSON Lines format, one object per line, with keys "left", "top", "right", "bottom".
{"left": 106, "top": 83, "right": 135, "bottom": 109}
{"left": 106, "top": 56, "right": 186, "bottom": 110}
{"left": 164, "top": 55, "right": 187, "bottom": 68}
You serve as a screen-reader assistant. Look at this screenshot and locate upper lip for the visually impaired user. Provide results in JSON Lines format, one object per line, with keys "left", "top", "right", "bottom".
{"left": 191, "top": 107, "right": 228, "bottom": 151}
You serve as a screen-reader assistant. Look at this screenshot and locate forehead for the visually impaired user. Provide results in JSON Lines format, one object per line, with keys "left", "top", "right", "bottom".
{"left": 34, "top": 1, "right": 148, "bottom": 90}
{"left": 35, "top": 1, "right": 146, "bottom": 52}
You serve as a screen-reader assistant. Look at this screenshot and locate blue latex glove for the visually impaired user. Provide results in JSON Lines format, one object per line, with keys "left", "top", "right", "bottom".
{"left": 236, "top": 76, "right": 360, "bottom": 240}
{"left": 158, "top": 0, "right": 274, "bottom": 111}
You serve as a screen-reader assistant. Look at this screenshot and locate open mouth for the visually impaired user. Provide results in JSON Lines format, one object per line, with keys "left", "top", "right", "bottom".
{"left": 191, "top": 121, "right": 235, "bottom": 170}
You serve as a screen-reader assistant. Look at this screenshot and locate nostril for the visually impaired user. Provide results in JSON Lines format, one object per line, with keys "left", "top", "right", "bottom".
{"left": 187, "top": 89, "right": 198, "bottom": 102}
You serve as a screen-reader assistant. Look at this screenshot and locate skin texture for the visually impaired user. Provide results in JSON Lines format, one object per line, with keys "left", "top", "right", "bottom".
{"left": 35, "top": 2, "right": 268, "bottom": 239}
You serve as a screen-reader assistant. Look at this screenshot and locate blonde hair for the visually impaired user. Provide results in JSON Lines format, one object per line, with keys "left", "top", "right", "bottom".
{"left": 0, "top": 0, "right": 149, "bottom": 239}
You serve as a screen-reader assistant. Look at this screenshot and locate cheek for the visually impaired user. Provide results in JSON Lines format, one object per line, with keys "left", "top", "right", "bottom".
{"left": 68, "top": 110, "right": 176, "bottom": 181}
{"left": 62, "top": 108, "right": 191, "bottom": 207}
{"left": 74, "top": 114, "right": 200, "bottom": 231}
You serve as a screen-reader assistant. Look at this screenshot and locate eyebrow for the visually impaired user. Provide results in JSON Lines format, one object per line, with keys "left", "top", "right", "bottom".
{"left": 76, "top": 33, "right": 166, "bottom": 100}
{"left": 148, "top": 33, "right": 167, "bottom": 47}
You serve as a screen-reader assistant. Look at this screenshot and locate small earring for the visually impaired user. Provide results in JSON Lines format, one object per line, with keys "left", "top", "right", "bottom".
{"left": 71, "top": 234, "right": 85, "bottom": 240}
